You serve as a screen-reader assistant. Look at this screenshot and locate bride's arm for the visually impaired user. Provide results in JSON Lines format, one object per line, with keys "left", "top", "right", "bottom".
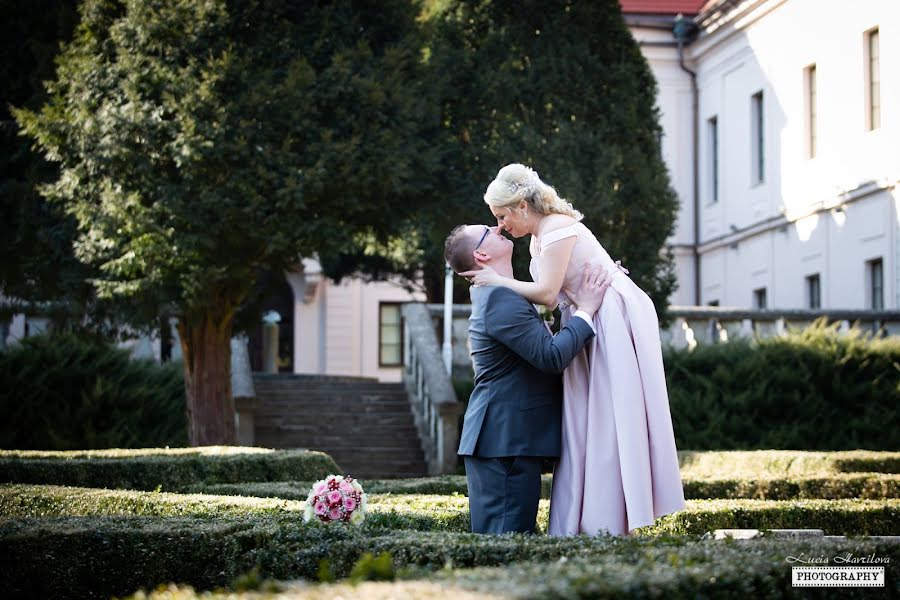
{"left": 464, "top": 236, "right": 576, "bottom": 307}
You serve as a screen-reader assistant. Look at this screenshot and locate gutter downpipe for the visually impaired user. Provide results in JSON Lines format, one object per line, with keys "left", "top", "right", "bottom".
{"left": 673, "top": 14, "right": 701, "bottom": 305}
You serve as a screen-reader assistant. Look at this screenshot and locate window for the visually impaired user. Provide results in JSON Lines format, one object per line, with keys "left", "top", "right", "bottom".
{"left": 753, "top": 287, "right": 767, "bottom": 309}
{"left": 868, "top": 259, "right": 883, "bottom": 310}
{"left": 751, "top": 91, "right": 765, "bottom": 183}
{"left": 708, "top": 116, "right": 719, "bottom": 203}
{"left": 805, "top": 65, "right": 817, "bottom": 158}
{"left": 865, "top": 28, "right": 880, "bottom": 130}
{"left": 378, "top": 303, "right": 403, "bottom": 366}
{"left": 806, "top": 274, "right": 821, "bottom": 309}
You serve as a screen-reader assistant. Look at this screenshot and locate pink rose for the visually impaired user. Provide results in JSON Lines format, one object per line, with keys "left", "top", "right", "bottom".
{"left": 314, "top": 501, "right": 328, "bottom": 516}
{"left": 339, "top": 480, "right": 353, "bottom": 492}
{"left": 328, "top": 507, "right": 343, "bottom": 521}
{"left": 343, "top": 496, "right": 357, "bottom": 511}
{"left": 327, "top": 490, "right": 343, "bottom": 504}
{"left": 313, "top": 482, "right": 327, "bottom": 495}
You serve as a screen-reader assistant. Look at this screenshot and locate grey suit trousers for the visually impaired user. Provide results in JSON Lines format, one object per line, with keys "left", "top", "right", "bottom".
{"left": 465, "top": 455, "right": 545, "bottom": 534}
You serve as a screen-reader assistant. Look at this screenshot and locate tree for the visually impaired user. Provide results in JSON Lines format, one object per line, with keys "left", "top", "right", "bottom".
{"left": 16, "top": 0, "right": 436, "bottom": 444}
{"left": 400, "top": 0, "right": 680, "bottom": 310}
{"left": 0, "top": 0, "right": 96, "bottom": 328}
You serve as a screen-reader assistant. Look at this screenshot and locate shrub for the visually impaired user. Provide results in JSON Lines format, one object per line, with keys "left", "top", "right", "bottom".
{"left": 0, "top": 333, "right": 186, "bottom": 449}
{"left": 3, "top": 515, "right": 897, "bottom": 599}
{"left": 0, "top": 447, "right": 341, "bottom": 490}
{"left": 677, "top": 450, "right": 900, "bottom": 478}
{"left": 192, "top": 471, "right": 900, "bottom": 502}
{"left": 5, "top": 484, "right": 898, "bottom": 537}
{"left": 664, "top": 322, "right": 900, "bottom": 450}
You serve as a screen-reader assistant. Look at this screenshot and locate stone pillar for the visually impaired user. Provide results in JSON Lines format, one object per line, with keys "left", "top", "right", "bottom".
{"left": 231, "top": 335, "right": 256, "bottom": 446}
{"left": 261, "top": 311, "right": 280, "bottom": 373}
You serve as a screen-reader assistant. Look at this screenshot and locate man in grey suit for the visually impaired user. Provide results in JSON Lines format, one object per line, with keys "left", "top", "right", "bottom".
{"left": 443, "top": 224, "right": 608, "bottom": 534}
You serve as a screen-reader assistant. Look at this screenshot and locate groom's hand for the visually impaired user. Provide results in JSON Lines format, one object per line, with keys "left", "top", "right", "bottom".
{"left": 566, "top": 264, "right": 611, "bottom": 316}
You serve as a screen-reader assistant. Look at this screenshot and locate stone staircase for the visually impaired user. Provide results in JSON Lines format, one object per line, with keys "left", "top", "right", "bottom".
{"left": 251, "top": 374, "right": 428, "bottom": 479}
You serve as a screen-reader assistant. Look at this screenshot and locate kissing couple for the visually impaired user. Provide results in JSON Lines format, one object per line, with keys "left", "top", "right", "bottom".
{"left": 443, "top": 163, "right": 685, "bottom": 536}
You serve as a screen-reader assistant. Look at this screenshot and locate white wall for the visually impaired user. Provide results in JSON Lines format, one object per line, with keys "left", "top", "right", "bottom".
{"left": 293, "top": 269, "right": 425, "bottom": 383}
{"left": 636, "top": 0, "right": 899, "bottom": 309}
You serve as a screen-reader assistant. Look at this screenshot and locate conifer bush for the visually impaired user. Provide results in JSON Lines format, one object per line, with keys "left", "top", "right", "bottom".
{"left": 664, "top": 322, "right": 899, "bottom": 450}
{"left": 0, "top": 333, "right": 186, "bottom": 449}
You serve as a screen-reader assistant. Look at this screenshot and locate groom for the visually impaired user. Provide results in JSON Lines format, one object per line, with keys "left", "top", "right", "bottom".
{"left": 443, "top": 224, "right": 609, "bottom": 534}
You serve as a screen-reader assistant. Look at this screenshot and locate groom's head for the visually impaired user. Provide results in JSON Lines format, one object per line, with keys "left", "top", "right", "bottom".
{"left": 444, "top": 225, "right": 513, "bottom": 274}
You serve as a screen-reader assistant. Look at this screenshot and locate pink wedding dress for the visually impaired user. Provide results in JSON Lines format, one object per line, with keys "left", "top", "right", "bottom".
{"left": 530, "top": 222, "right": 685, "bottom": 536}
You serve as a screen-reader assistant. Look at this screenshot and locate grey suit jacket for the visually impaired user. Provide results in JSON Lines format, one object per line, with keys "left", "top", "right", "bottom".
{"left": 458, "top": 286, "right": 595, "bottom": 458}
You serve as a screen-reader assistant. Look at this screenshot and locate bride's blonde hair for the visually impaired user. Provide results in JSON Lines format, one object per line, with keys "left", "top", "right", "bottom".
{"left": 483, "top": 163, "right": 583, "bottom": 221}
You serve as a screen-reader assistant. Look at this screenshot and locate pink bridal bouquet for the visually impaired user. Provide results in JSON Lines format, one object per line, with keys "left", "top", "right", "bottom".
{"left": 303, "top": 475, "right": 367, "bottom": 525}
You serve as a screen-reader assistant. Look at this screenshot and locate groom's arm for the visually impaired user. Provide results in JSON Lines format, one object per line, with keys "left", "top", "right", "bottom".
{"left": 484, "top": 287, "right": 594, "bottom": 374}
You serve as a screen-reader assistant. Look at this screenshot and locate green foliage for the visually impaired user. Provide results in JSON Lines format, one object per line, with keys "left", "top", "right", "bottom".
{"left": 0, "top": 448, "right": 340, "bottom": 490}
{"left": 348, "top": 551, "right": 396, "bottom": 583}
{"left": 410, "top": 0, "right": 678, "bottom": 309}
{"left": 683, "top": 473, "right": 900, "bottom": 500}
{"left": 0, "top": 0, "right": 98, "bottom": 325}
{"left": 192, "top": 470, "right": 900, "bottom": 502}
{"left": 0, "top": 333, "right": 186, "bottom": 449}
{"left": 677, "top": 449, "right": 900, "bottom": 478}
{"left": 6, "top": 484, "right": 899, "bottom": 538}
{"left": 14, "top": 0, "right": 435, "bottom": 321}
{"left": 665, "top": 323, "right": 900, "bottom": 450}
{"left": 3, "top": 514, "right": 898, "bottom": 599}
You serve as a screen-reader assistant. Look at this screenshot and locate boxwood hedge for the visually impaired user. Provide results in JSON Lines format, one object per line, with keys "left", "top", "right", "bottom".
{"left": 4, "top": 485, "right": 898, "bottom": 537}
{"left": 3, "top": 516, "right": 897, "bottom": 600}
{"left": 191, "top": 472, "right": 900, "bottom": 502}
{"left": 0, "top": 447, "right": 340, "bottom": 490}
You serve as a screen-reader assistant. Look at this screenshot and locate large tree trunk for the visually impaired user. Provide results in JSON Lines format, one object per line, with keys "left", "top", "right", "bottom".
{"left": 177, "top": 308, "right": 236, "bottom": 446}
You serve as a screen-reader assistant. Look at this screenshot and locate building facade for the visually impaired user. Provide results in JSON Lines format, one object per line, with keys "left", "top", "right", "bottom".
{"left": 625, "top": 0, "right": 899, "bottom": 309}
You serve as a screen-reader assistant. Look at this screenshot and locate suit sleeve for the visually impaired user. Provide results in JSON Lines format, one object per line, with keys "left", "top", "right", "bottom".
{"left": 484, "top": 287, "right": 595, "bottom": 374}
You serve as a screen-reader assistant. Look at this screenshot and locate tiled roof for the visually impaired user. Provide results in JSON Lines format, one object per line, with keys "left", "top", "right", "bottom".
{"left": 619, "top": 0, "right": 708, "bottom": 15}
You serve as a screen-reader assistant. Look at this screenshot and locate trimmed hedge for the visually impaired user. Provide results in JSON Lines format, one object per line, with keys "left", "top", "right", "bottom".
{"left": 640, "top": 498, "right": 900, "bottom": 536}
{"left": 131, "top": 532, "right": 900, "bottom": 600}
{"left": 0, "top": 447, "right": 341, "bottom": 490}
{"left": 192, "top": 472, "right": 900, "bottom": 502}
{"left": 4, "top": 485, "right": 899, "bottom": 537}
{"left": 683, "top": 474, "right": 900, "bottom": 500}
{"left": 0, "top": 485, "right": 471, "bottom": 532}
{"left": 2, "top": 516, "right": 897, "bottom": 599}
{"left": 664, "top": 322, "right": 900, "bottom": 450}
{"left": 677, "top": 450, "right": 900, "bottom": 478}
{"left": 0, "top": 333, "right": 187, "bottom": 449}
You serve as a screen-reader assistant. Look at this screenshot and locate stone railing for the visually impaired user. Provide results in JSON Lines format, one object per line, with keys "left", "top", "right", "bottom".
{"left": 401, "top": 303, "right": 463, "bottom": 475}
{"left": 426, "top": 305, "right": 900, "bottom": 372}
{"left": 662, "top": 307, "right": 900, "bottom": 349}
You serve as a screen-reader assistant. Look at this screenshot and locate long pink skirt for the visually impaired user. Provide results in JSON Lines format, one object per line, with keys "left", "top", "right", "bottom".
{"left": 548, "top": 272, "right": 686, "bottom": 536}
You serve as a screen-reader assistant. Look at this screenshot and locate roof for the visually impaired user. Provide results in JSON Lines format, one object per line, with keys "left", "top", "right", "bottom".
{"left": 619, "top": 0, "right": 708, "bottom": 15}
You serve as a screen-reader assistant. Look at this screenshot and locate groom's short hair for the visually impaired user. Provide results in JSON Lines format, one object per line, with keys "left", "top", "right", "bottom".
{"left": 444, "top": 225, "right": 478, "bottom": 274}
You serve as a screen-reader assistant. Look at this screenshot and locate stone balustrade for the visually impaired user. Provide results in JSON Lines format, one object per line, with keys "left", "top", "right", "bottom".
{"left": 400, "top": 303, "right": 463, "bottom": 475}
{"left": 426, "top": 304, "right": 900, "bottom": 377}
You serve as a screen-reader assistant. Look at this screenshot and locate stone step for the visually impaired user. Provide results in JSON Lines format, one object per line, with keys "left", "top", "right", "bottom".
{"left": 252, "top": 374, "right": 380, "bottom": 384}
{"left": 251, "top": 376, "right": 427, "bottom": 478}
{"left": 254, "top": 395, "right": 410, "bottom": 405}
{"left": 254, "top": 422, "right": 420, "bottom": 434}
{"left": 252, "top": 381, "right": 405, "bottom": 391}
{"left": 253, "top": 389, "right": 408, "bottom": 398}
{"left": 255, "top": 433, "right": 423, "bottom": 450}
{"left": 256, "top": 413, "right": 417, "bottom": 426}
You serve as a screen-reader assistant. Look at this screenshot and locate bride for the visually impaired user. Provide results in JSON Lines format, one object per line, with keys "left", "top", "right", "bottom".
{"left": 462, "top": 163, "right": 685, "bottom": 535}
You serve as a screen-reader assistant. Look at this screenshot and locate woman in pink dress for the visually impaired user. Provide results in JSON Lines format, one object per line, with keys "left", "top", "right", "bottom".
{"left": 462, "top": 163, "right": 685, "bottom": 536}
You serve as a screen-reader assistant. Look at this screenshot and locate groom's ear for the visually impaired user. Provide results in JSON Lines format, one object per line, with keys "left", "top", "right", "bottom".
{"left": 473, "top": 249, "right": 489, "bottom": 262}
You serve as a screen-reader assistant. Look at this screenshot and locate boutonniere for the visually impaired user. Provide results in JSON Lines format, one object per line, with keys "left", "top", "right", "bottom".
{"left": 538, "top": 305, "right": 555, "bottom": 327}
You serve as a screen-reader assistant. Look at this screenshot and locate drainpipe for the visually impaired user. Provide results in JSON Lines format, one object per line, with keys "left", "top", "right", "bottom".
{"left": 673, "top": 14, "right": 701, "bottom": 305}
